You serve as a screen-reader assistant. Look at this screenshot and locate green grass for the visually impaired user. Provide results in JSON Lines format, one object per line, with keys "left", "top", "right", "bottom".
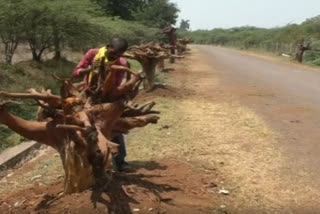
{"left": 127, "top": 59, "right": 142, "bottom": 71}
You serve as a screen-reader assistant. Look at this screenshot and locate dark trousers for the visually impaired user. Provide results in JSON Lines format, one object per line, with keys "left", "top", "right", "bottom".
{"left": 112, "top": 134, "right": 127, "bottom": 167}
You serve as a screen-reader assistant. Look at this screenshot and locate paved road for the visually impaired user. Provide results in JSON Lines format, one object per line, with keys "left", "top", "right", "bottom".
{"left": 196, "top": 45, "right": 320, "bottom": 190}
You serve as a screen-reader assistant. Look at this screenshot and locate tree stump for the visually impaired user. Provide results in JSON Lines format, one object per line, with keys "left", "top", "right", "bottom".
{"left": 0, "top": 70, "right": 160, "bottom": 194}
{"left": 124, "top": 43, "right": 173, "bottom": 91}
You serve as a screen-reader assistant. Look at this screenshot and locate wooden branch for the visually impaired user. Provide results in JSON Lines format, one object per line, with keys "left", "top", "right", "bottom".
{"left": 114, "top": 115, "right": 160, "bottom": 133}
{"left": 52, "top": 74, "right": 71, "bottom": 82}
{"left": 123, "top": 101, "right": 159, "bottom": 117}
{"left": 0, "top": 89, "right": 62, "bottom": 108}
{"left": 56, "top": 124, "right": 87, "bottom": 132}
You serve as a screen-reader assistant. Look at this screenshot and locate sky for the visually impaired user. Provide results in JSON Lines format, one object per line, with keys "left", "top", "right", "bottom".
{"left": 172, "top": 0, "right": 320, "bottom": 30}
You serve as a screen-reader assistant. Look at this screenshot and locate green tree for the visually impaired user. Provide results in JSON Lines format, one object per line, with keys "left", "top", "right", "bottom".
{"left": 21, "top": 0, "right": 104, "bottom": 62}
{"left": 179, "top": 19, "right": 190, "bottom": 31}
{"left": 133, "top": 0, "right": 179, "bottom": 28}
{"left": 92, "top": 0, "right": 145, "bottom": 20}
{"left": 0, "top": 0, "right": 26, "bottom": 64}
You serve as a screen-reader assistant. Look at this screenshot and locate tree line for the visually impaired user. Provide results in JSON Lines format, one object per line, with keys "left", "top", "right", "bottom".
{"left": 0, "top": 0, "right": 180, "bottom": 64}
{"left": 180, "top": 15, "right": 320, "bottom": 65}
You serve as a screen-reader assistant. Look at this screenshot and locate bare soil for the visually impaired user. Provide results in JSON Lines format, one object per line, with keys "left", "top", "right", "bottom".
{"left": 0, "top": 157, "right": 218, "bottom": 214}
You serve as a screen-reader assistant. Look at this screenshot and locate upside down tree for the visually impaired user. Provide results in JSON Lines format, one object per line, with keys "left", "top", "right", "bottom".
{"left": 0, "top": 64, "right": 160, "bottom": 194}
{"left": 177, "top": 38, "right": 193, "bottom": 55}
{"left": 295, "top": 43, "right": 312, "bottom": 63}
{"left": 125, "top": 43, "right": 176, "bottom": 90}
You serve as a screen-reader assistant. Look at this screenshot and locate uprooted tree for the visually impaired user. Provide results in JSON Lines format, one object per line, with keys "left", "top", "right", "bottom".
{"left": 0, "top": 64, "right": 160, "bottom": 194}
{"left": 177, "top": 38, "right": 193, "bottom": 55}
{"left": 125, "top": 43, "right": 181, "bottom": 90}
{"left": 295, "top": 42, "right": 312, "bottom": 63}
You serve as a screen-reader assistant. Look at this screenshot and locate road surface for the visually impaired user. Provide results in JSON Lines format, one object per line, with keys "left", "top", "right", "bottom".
{"left": 196, "top": 45, "right": 320, "bottom": 213}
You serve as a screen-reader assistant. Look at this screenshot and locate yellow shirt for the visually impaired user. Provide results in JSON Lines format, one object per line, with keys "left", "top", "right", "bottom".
{"left": 89, "top": 47, "right": 116, "bottom": 85}
{"left": 93, "top": 46, "right": 116, "bottom": 65}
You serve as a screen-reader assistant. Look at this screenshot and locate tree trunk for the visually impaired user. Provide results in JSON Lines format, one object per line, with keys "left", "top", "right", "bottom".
{"left": 295, "top": 50, "right": 304, "bottom": 63}
{"left": 142, "top": 59, "right": 158, "bottom": 91}
{"left": 4, "top": 41, "right": 18, "bottom": 64}
{"left": 157, "top": 59, "right": 165, "bottom": 72}
{"left": 54, "top": 49, "right": 62, "bottom": 61}
{"left": 59, "top": 140, "right": 94, "bottom": 194}
{"left": 31, "top": 49, "right": 41, "bottom": 62}
{"left": 170, "top": 47, "right": 175, "bottom": 63}
{"left": 53, "top": 34, "right": 61, "bottom": 60}
{"left": 295, "top": 43, "right": 311, "bottom": 63}
{"left": 29, "top": 42, "right": 45, "bottom": 62}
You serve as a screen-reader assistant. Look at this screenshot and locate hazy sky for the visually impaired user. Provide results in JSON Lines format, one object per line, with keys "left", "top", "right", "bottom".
{"left": 172, "top": 0, "right": 320, "bottom": 30}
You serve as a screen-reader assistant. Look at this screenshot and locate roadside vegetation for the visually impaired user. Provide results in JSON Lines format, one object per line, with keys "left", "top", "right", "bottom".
{"left": 179, "top": 15, "right": 320, "bottom": 65}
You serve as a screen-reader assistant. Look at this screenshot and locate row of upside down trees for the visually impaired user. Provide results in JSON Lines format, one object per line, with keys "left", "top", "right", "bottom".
{"left": 0, "top": 40, "right": 191, "bottom": 194}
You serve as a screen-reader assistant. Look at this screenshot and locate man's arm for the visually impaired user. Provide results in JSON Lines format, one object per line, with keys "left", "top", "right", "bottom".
{"left": 73, "top": 66, "right": 94, "bottom": 78}
{"left": 73, "top": 49, "right": 99, "bottom": 78}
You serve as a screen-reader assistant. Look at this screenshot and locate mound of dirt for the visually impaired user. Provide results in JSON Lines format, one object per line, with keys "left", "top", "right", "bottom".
{"left": 0, "top": 160, "right": 218, "bottom": 214}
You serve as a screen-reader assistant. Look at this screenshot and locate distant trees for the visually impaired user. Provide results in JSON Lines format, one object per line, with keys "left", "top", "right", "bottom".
{"left": 182, "top": 15, "right": 320, "bottom": 65}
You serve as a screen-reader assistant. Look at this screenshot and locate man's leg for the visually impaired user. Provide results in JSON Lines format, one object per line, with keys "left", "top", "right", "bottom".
{"left": 112, "top": 134, "right": 130, "bottom": 171}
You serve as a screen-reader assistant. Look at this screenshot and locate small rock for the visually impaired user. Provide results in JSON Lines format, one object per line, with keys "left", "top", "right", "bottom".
{"left": 0, "top": 178, "right": 8, "bottom": 184}
{"left": 31, "top": 175, "right": 42, "bottom": 181}
{"left": 133, "top": 208, "right": 140, "bottom": 212}
{"left": 14, "top": 200, "right": 25, "bottom": 208}
{"left": 219, "top": 189, "right": 230, "bottom": 195}
{"left": 7, "top": 173, "right": 13, "bottom": 178}
{"left": 148, "top": 208, "right": 153, "bottom": 211}
{"left": 220, "top": 205, "right": 227, "bottom": 209}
